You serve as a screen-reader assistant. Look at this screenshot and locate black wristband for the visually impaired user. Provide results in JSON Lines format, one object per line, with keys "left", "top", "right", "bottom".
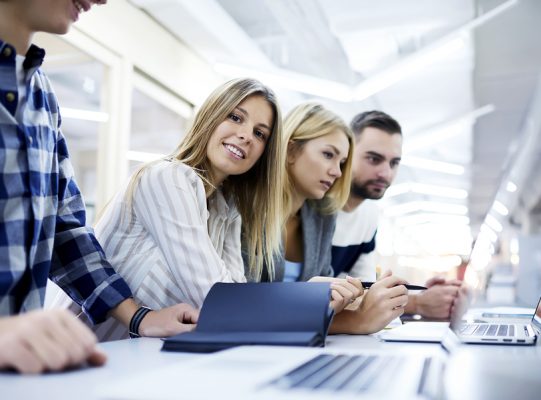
{"left": 129, "top": 306, "right": 152, "bottom": 338}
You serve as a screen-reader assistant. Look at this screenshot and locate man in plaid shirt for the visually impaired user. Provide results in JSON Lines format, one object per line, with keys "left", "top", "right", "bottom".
{"left": 0, "top": 0, "right": 198, "bottom": 374}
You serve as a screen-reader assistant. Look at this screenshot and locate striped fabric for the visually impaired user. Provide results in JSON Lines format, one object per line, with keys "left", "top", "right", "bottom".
{"left": 60, "top": 159, "right": 246, "bottom": 340}
{"left": 332, "top": 200, "right": 379, "bottom": 281}
{"left": 0, "top": 40, "right": 132, "bottom": 323}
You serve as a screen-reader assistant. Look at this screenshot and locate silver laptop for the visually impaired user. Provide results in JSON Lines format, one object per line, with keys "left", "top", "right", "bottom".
{"left": 449, "top": 294, "right": 540, "bottom": 345}
{"left": 381, "top": 292, "right": 540, "bottom": 345}
{"left": 101, "top": 345, "right": 445, "bottom": 400}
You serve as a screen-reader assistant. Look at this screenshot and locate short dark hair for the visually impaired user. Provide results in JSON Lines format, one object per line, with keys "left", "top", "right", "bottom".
{"left": 350, "top": 110, "right": 402, "bottom": 138}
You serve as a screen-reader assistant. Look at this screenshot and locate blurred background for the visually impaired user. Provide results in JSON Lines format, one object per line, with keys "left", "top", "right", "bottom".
{"left": 37, "top": 0, "right": 541, "bottom": 306}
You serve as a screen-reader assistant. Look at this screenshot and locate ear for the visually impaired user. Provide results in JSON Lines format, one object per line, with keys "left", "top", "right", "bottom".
{"left": 287, "top": 141, "right": 299, "bottom": 164}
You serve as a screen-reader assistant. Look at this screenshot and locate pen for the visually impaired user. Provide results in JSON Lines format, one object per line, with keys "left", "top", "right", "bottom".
{"left": 361, "top": 281, "right": 427, "bottom": 291}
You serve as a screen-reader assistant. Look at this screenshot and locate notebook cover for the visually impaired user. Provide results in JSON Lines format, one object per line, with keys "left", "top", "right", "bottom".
{"left": 161, "top": 282, "right": 332, "bottom": 353}
{"left": 161, "top": 331, "right": 323, "bottom": 353}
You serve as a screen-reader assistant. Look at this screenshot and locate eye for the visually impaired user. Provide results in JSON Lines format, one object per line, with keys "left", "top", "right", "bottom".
{"left": 366, "top": 155, "right": 380, "bottom": 164}
{"left": 254, "top": 129, "right": 267, "bottom": 141}
{"left": 228, "top": 113, "right": 242, "bottom": 123}
{"left": 323, "top": 151, "right": 333, "bottom": 159}
{"left": 391, "top": 160, "right": 401, "bottom": 168}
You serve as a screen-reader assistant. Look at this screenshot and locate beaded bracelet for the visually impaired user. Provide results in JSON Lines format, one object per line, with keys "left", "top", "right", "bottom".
{"left": 129, "top": 306, "right": 153, "bottom": 338}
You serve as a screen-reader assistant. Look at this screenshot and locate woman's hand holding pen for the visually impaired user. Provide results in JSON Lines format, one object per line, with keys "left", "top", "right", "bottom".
{"left": 329, "top": 270, "right": 409, "bottom": 335}
{"left": 308, "top": 276, "right": 364, "bottom": 313}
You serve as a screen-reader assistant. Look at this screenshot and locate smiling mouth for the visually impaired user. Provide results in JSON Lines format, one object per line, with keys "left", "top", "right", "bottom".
{"left": 73, "top": 0, "right": 89, "bottom": 13}
{"left": 70, "top": 0, "right": 90, "bottom": 21}
{"left": 224, "top": 143, "right": 246, "bottom": 159}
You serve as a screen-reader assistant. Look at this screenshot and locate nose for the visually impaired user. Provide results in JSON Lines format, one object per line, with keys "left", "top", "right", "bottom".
{"left": 377, "top": 163, "right": 393, "bottom": 180}
{"left": 237, "top": 126, "right": 251, "bottom": 143}
{"left": 329, "top": 161, "right": 342, "bottom": 179}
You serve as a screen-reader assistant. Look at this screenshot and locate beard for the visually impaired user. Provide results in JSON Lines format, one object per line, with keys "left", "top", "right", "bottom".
{"left": 350, "top": 179, "right": 390, "bottom": 200}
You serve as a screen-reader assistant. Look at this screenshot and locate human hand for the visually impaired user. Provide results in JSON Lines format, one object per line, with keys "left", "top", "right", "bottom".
{"left": 410, "top": 285, "right": 460, "bottom": 320}
{"left": 330, "top": 271, "right": 408, "bottom": 334}
{"left": 354, "top": 271, "right": 408, "bottom": 332}
{"left": 407, "top": 277, "right": 461, "bottom": 319}
{"left": 308, "top": 276, "right": 364, "bottom": 313}
{"left": 450, "top": 284, "right": 471, "bottom": 322}
{"left": 139, "top": 303, "right": 199, "bottom": 337}
{"left": 0, "top": 309, "right": 106, "bottom": 374}
{"left": 425, "top": 276, "right": 462, "bottom": 289}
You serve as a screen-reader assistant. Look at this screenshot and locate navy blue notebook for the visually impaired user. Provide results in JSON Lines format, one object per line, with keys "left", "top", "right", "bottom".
{"left": 161, "top": 282, "right": 333, "bottom": 353}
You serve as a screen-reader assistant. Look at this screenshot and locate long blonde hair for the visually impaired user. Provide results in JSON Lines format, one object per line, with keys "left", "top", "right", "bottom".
{"left": 282, "top": 102, "right": 354, "bottom": 216}
{"left": 125, "top": 78, "right": 285, "bottom": 281}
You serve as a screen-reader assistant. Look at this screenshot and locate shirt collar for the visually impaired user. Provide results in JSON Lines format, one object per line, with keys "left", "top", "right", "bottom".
{"left": 23, "top": 44, "right": 45, "bottom": 69}
{"left": 0, "top": 40, "right": 45, "bottom": 69}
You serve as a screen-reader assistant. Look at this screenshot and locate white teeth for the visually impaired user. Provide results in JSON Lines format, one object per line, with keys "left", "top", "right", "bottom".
{"left": 225, "top": 144, "right": 244, "bottom": 158}
{"left": 74, "top": 0, "right": 84, "bottom": 12}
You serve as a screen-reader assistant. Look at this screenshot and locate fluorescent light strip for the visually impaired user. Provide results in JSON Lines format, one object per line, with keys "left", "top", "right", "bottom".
{"left": 385, "top": 182, "right": 467, "bottom": 199}
{"left": 404, "top": 105, "right": 495, "bottom": 153}
{"left": 469, "top": 237, "right": 492, "bottom": 271}
{"left": 384, "top": 201, "right": 468, "bottom": 217}
{"left": 352, "top": 0, "right": 518, "bottom": 101}
{"left": 212, "top": 1, "right": 517, "bottom": 102}
{"left": 410, "top": 183, "right": 468, "bottom": 199}
{"left": 492, "top": 200, "right": 509, "bottom": 216}
{"left": 485, "top": 214, "right": 503, "bottom": 233}
{"left": 506, "top": 181, "right": 517, "bottom": 192}
{"left": 395, "top": 213, "right": 470, "bottom": 227}
{"left": 353, "top": 36, "right": 466, "bottom": 101}
{"left": 61, "top": 107, "right": 109, "bottom": 122}
{"left": 397, "top": 255, "right": 463, "bottom": 271}
{"left": 510, "top": 238, "right": 519, "bottom": 254}
{"left": 127, "top": 150, "right": 166, "bottom": 163}
{"left": 214, "top": 63, "right": 352, "bottom": 102}
{"left": 384, "top": 183, "right": 411, "bottom": 198}
{"left": 480, "top": 224, "right": 498, "bottom": 243}
{"left": 400, "top": 156, "right": 465, "bottom": 175}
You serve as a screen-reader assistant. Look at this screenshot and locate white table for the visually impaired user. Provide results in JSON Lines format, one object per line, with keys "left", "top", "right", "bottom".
{"left": 2, "top": 331, "right": 541, "bottom": 400}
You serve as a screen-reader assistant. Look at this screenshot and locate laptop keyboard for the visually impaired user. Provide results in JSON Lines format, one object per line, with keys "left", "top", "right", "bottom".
{"left": 460, "top": 323, "right": 515, "bottom": 337}
{"left": 269, "top": 353, "right": 428, "bottom": 393}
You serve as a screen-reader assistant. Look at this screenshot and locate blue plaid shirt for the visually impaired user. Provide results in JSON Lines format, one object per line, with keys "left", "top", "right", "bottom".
{"left": 0, "top": 40, "right": 132, "bottom": 324}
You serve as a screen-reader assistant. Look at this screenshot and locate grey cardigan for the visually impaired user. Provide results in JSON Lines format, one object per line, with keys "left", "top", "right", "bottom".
{"left": 247, "top": 201, "right": 336, "bottom": 282}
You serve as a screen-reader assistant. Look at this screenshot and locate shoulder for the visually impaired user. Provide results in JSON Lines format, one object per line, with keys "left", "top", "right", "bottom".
{"left": 333, "top": 200, "right": 379, "bottom": 245}
{"left": 140, "top": 159, "right": 204, "bottom": 194}
{"left": 302, "top": 201, "right": 336, "bottom": 234}
{"left": 29, "top": 69, "right": 61, "bottom": 130}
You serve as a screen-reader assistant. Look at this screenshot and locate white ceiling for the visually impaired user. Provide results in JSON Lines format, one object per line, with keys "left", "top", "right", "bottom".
{"left": 127, "top": 0, "right": 541, "bottom": 257}
{"left": 38, "top": 0, "right": 541, "bottom": 260}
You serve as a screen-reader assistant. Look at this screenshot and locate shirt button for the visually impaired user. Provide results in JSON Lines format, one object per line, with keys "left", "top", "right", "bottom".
{"left": 2, "top": 47, "right": 12, "bottom": 57}
{"left": 28, "top": 136, "right": 33, "bottom": 145}
{"left": 5, "top": 92, "right": 15, "bottom": 102}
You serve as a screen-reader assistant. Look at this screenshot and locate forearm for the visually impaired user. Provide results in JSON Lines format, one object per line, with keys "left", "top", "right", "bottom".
{"left": 329, "top": 310, "right": 373, "bottom": 335}
{"left": 108, "top": 298, "right": 139, "bottom": 327}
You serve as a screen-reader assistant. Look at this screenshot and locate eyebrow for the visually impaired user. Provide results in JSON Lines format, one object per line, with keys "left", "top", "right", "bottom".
{"left": 365, "top": 150, "right": 402, "bottom": 162}
{"left": 325, "top": 144, "right": 347, "bottom": 157}
{"left": 236, "top": 106, "right": 271, "bottom": 132}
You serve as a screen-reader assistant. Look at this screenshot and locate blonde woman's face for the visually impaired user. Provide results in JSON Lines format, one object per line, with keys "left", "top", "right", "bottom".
{"left": 288, "top": 129, "right": 349, "bottom": 201}
{"left": 207, "top": 95, "right": 273, "bottom": 185}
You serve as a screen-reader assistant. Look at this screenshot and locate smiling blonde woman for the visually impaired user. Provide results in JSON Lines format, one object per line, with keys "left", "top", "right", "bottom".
{"left": 54, "top": 78, "right": 285, "bottom": 340}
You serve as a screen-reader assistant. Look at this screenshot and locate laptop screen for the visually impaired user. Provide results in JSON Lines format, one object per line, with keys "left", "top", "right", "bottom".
{"left": 531, "top": 296, "right": 541, "bottom": 333}
{"left": 448, "top": 284, "right": 472, "bottom": 332}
